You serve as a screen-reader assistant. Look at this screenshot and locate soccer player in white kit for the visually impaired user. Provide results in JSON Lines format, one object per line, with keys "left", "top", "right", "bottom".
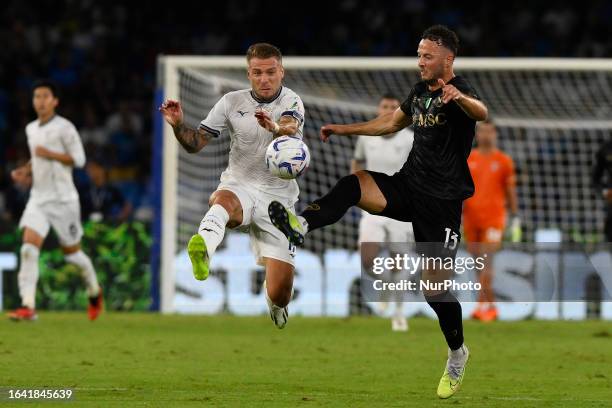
{"left": 8, "top": 80, "right": 102, "bottom": 321}
{"left": 159, "top": 43, "right": 305, "bottom": 329}
{"left": 351, "top": 94, "right": 414, "bottom": 331}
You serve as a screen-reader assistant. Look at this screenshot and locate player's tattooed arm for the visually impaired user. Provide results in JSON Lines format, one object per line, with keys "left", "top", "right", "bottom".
{"left": 159, "top": 99, "right": 212, "bottom": 153}
{"left": 320, "top": 107, "right": 411, "bottom": 142}
{"left": 172, "top": 123, "right": 212, "bottom": 153}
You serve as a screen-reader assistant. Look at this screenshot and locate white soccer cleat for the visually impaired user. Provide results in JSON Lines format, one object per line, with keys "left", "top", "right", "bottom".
{"left": 263, "top": 281, "right": 291, "bottom": 329}
{"left": 391, "top": 316, "right": 408, "bottom": 332}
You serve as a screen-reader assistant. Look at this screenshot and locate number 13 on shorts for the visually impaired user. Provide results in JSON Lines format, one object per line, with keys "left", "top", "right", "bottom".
{"left": 444, "top": 227, "right": 459, "bottom": 250}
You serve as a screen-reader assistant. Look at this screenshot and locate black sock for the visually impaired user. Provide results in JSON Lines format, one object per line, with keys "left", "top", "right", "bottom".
{"left": 301, "top": 174, "right": 361, "bottom": 231}
{"left": 426, "top": 291, "right": 464, "bottom": 350}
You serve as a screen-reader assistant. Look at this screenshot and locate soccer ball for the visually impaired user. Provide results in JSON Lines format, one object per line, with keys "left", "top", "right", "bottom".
{"left": 265, "top": 136, "right": 310, "bottom": 179}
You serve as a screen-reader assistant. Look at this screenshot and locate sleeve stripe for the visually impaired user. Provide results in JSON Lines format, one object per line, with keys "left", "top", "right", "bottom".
{"left": 281, "top": 110, "right": 304, "bottom": 124}
{"left": 198, "top": 123, "right": 221, "bottom": 138}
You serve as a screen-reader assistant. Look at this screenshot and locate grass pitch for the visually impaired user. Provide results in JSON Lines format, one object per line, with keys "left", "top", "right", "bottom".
{"left": 1, "top": 313, "right": 610, "bottom": 407}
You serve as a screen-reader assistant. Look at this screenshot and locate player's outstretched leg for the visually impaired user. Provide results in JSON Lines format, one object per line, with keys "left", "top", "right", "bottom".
{"left": 268, "top": 201, "right": 306, "bottom": 246}
{"left": 189, "top": 203, "right": 231, "bottom": 280}
{"left": 269, "top": 174, "right": 363, "bottom": 245}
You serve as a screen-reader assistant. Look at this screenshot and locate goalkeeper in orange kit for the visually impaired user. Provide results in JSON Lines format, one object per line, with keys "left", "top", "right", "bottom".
{"left": 463, "top": 119, "right": 519, "bottom": 322}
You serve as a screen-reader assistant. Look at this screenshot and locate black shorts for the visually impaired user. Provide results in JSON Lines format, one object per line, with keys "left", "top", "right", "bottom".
{"left": 368, "top": 171, "right": 463, "bottom": 254}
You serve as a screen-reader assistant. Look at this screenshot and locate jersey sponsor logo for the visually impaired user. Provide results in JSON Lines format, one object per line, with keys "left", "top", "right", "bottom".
{"left": 412, "top": 112, "right": 447, "bottom": 128}
{"left": 424, "top": 96, "right": 444, "bottom": 109}
{"left": 432, "top": 96, "right": 444, "bottom": 108}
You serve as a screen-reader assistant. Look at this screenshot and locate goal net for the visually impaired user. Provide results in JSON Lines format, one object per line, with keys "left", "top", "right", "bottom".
{"left": 155, "top": 57, "right": 612, "bottom": 313}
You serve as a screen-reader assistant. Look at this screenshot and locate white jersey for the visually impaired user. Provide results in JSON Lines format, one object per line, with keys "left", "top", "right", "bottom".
{"left": 199, "top": 87, "right": 305, "bottom": 201}
{"left": 25, "top": 115, "right": 86, "bottom": 204}
{"left": 353, "top": 128, "right": 414, "bottom": 175}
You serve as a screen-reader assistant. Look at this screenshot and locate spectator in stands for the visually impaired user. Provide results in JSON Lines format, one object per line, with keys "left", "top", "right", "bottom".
{"left": 80, "top": 159, "right": 131, "bottom": 223}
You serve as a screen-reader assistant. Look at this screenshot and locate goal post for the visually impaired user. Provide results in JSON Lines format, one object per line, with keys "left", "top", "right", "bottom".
{"left": 154, "top": 56, "right": 612, "bottom": 313}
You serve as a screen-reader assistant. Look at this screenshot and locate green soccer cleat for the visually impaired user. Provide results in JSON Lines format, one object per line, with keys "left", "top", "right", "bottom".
{"left": 187, "top": 234, "right": 209, "bottom": 281}
{"left": 437, "top": 345, "right": 469, "bottom": 399}
{"left": 268, "top": 201, "right": 305, "bottom": 246}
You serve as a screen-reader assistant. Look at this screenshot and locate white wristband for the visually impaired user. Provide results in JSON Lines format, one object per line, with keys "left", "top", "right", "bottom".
{"left": 272, "top": 122, "right": 280, "bottom": 135}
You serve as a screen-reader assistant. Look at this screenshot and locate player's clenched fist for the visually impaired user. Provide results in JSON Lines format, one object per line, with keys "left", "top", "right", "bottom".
{"left": 159, "top": 99, "right": 184, "bottom": 127}
{"left": 438, "top": 79, "right": 464, "bottom": 104}
{"left": 320, "top": 124, "right": 341, "bottom": 142}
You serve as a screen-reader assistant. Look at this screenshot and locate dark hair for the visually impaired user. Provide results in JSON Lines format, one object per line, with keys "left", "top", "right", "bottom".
{"left": 379, "top": 93, "right": 400, "bottom": 102}
{"left": 422, "top": 25, "right": 459, "bottom": 56}
{"left": 32, "top": 79, "right": 59, "bottom": 98}
{"left": 246, "top": 43, "right": 283, "bottom": 63}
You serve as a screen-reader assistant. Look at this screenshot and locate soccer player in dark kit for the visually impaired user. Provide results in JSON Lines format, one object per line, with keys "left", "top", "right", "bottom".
{"left": 268, "top": 25, "right": 488, "bottom": 399}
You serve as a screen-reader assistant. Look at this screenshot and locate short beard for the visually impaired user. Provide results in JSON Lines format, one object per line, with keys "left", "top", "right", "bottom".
{"left": 425, "top": 68, "right": 445, "bottom": 86}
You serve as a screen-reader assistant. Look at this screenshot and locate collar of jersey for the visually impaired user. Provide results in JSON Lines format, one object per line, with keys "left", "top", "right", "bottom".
{"left": 250, "top": 87, "right": 283, "bottom": 104}
{"left": 38, "top": 114, "right": 57, "bottom": 127}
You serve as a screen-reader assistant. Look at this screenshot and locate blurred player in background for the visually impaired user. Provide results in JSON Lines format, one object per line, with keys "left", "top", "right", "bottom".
{"left": 462, "top": 119, "right": 519, "bottom": 322}
{"left": 269, "top": 25, "right": 487, "bottom": 398}
{"left": 8, "top": 80, "right": 103, "bottom": 322}
{"left": 159, "top": 43, "right": 305, "bottom": 329}
{"left": 592, "top": 137, "right": 612, "bottom": 242}
{"left": 352, "top": 94, "right": 414, "bottom": 331}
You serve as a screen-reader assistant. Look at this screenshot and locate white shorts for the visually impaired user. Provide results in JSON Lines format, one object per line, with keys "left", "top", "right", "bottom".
{"left": 19, "top": 199, "right": 83, "bottom": 247}
{"left": 358, "top": 212, "right": 414, "bottom": 253}
{"left": 216, "top": 179, "right": 297, "bottom": 267}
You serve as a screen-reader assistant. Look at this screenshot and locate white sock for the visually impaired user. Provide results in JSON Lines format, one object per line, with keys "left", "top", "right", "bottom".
{"left": 18, "top": 243, "right": 40, "bottom": 309}
{"left": 265, "top": 288, "right": 282, "bottom": 310}
{"left": 449, "top": 344, "right": 468, "bottom": 361}
{"left": 65, "top": 251, "right": 100, "bottom": 297}
{"left": 297, "top": 215, "right": 309, "bottom": 233}
{"left": 198, "top": 204, "right": 229, "bottom": 257}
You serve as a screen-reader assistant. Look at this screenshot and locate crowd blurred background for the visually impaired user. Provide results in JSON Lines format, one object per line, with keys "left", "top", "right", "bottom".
{"left": 1, "top": 0, "right": 612, "bottom": 226}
